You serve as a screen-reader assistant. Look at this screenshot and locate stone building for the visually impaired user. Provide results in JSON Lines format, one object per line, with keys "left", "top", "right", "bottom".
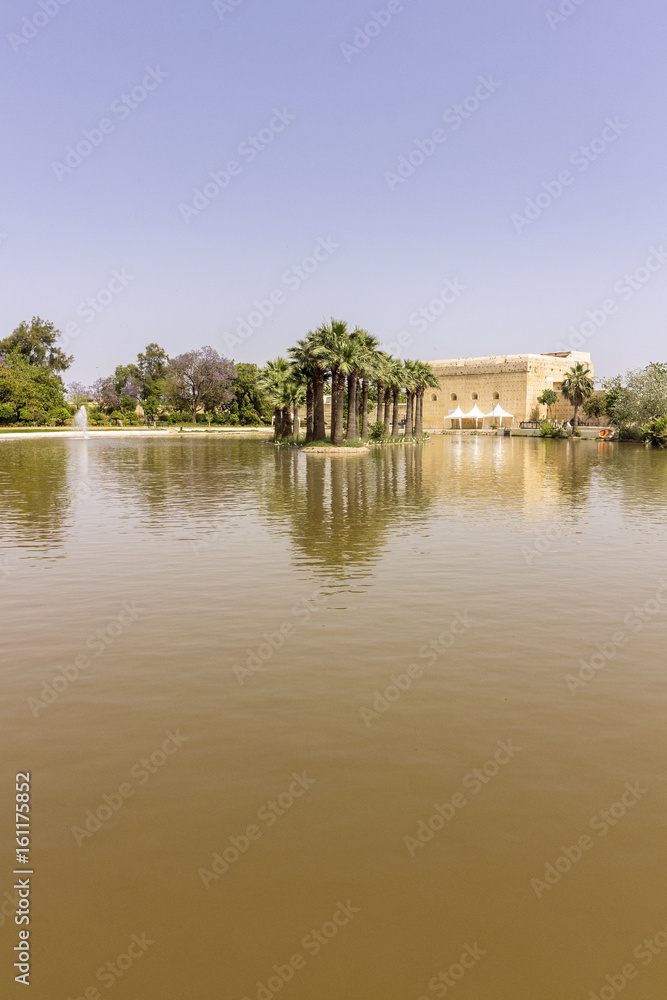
{"left": 421, "top": 351, "right": 594, "bottom": 429}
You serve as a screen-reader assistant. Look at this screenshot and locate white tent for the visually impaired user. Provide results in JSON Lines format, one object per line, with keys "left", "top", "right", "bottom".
{"left": 487, "top": 401, "right": 514, "bottom": 426}
{"left": 447, "top": 405, "right": 466, "bottom": 428}
{"left": 464, "top": 403, "right": 487, "bottom": 428}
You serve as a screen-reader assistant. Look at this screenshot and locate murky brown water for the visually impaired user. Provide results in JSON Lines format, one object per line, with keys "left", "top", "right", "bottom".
{"left": 2, "top": 434, "right": 667, "bottom": 1000}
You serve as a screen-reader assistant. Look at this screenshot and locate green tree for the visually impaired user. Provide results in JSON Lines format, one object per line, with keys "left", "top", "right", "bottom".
{"left": 136, "top": 343, "right": 170, "bottom": 421}
{"left": 583, "top": 394, "right": 606, "bottom": 421}
{"left": 0, "top": 317, "right": 73, "bottom": 372}
{"left": 0, "top": 351, "right": 68, "bottom": 423}
{"left": 560, "top": 363, "right": 594, "bottom": 430}
{"left": 538, "top": 388, "right": 559, "bottom": 419}
{"left": 229, "top": 363, "right": 272, "bottom": 425}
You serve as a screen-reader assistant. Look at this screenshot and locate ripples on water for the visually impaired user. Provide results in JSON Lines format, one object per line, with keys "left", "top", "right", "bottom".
{"left": 1, "top": 435, "right": 666, "bottom": 999}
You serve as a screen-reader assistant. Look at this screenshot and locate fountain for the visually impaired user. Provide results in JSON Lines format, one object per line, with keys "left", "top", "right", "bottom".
{"left": 74, "top": 405, "right": 89, "bottom": 438}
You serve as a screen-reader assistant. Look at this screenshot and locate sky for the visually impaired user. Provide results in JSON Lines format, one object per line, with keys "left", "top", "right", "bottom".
{"left": 1, "top": 0, "right": 665, "bottom": 385}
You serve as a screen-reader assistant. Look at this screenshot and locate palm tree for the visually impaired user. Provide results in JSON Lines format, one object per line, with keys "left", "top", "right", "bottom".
{"left": 345, "top": 328, "right": 366, "bottom": 442}
{"left": 260, "top": 357, "right": 296, "bottom": 440}
{"left": 561, "top": 363, "right": 594, "bottom": 431}
{"left": 412, "top": 361, "right": 440, "bottom": 437}
{"left": 403, "top": 360, "right": 419, "bottom": 437}
{"left": 319, "top": 319, "right": 356, "bottom": 445}
{"left": 386, "top": 359, "right": 405, "bottom": 438}
{"left": 356, "top": 331, "right": 381, "bottom": 440}
{"left": 288, "top": 337, "right": 318, "bottom": 442}
{"left": 373, "top": 351, "right": 391, "bottom": 427}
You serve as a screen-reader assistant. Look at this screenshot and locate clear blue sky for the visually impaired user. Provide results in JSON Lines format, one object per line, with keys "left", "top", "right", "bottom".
{"left": 1, "top": 0, "right": 665, "bottom": 384}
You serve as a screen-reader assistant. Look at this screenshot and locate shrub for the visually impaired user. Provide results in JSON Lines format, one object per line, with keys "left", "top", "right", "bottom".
{"left": 641, "top": 415, "right": 667, "bottom": 448}
{"left": 370, "top": 421, "right": 386, "bottom": 441}
{"left": 618, "top": 425, "right": 646, "bottom": 441}
{"left": 539, "top": 421, "right": 564, "bottom": 438}
{"left": 0, "top": 402, "right": 16, "bottom": 424}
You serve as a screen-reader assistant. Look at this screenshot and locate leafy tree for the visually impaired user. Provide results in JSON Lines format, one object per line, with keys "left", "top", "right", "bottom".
{"left": 583, "top": 394, "right": 606, "bottom": 421}
{"left": 538, "top": 388, "right": 559, "bottom": 419}
{"left": 560, "top": 363, "right": 594, "bottom": 429}
{"left": 602, "top": 363, "right": 667, "bottom": 427}
{"left": 164, "top": 347, "right": 236, "bottom": 423}
{"left": 0, "top": 317, "right": 72, "bottom": 372}
{"left": 0, "top": 350, "right": 68, "bottom": 423}
{"left": 229, "top": 363, "right": 271, "bottom": 425}
{"left": 136, "top": 343, "right": 170, "bottom": 420}
{"left": 642, "top": 414, "right": 667, "bottom": 448}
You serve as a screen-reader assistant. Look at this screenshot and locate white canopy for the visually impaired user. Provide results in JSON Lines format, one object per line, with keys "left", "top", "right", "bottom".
{"left": 465, "top": 403, "right": 487, "bottom": 427}
{"left": 447, "top": 405, "right": 467, "bottom": 427}
{"left": 487, "top": 401, "right": 514, "bottom": 425}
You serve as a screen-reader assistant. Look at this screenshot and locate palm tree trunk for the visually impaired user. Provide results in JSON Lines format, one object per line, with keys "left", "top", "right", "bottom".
{"left": 330, "top": 370, "right": 338, "bottom": 442}
{"left": 313, "top": 369, "right": 326, "bottom": 441}
{"left": 572, "top": 402, "right": 579, "bottom": 430}
{"left": 415, "top": 391, "right": 424, "bottom": 436}
{"left": 375, "top": 382, "right": 384, "bottom": 425}
{"left": 383, "top": 387, "right": 391, "bottom": 428}
{"left": 361, "top": 379, "right": 370, "bottom": 440}
{"left": 305, "top": 383, "right": 314, "bottom": 442}
{"left": 332, "top": 371, "right": 345, "bottom": 445}
{"left": 391, "top": 388, "right": 400, "bottom": 437}
{"left": 405, "top": 392, "right": 414, "bottom": 436}
{"left": 273, "top": 405, "right": 282, "bottom": 440}
{"left": 346, "top": 374, "right": 359, "bottom": 440}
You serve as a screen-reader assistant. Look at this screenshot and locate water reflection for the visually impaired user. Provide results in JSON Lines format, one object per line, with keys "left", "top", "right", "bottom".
{"left": 0, "top": 439, "right": 71, "bottom": 553}
{"left": 259, "top": 446, "right": 436, "bottom": 580}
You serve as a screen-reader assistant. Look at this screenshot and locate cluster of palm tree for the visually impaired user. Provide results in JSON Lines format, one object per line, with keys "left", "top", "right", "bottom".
{"left": 259, "top": 319, "right": 440, "bottom": 444}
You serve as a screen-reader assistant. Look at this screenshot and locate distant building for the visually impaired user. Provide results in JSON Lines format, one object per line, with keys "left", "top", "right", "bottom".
{"left": 421, "top": 351, "right": 594, "bottom": 428}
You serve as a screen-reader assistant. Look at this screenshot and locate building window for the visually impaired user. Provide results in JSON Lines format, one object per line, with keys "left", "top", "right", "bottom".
{"left": 450, "top": 393, "right": 457, "bottom": 401}
{"left": 431, "top": 394, "right": 438, "bottom": 401}
{"left": 472, "top": 392, "right": 479, "bottom": 400}
{"left": 493, "top": 392, "right": 500, "bottom": 400}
